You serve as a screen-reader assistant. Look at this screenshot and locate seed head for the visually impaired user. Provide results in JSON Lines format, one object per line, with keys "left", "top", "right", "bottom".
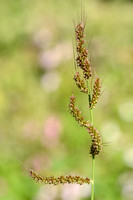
{"left": 74, "top": 72, "right": 88, "bottom": 94}
{"left": 68, "top": 94, "right": 89, "bottom": 128}
{"left": 75, "top": 23, "right": 92, "bottom": 79}
{"left": 90, "top": 77, "right": 101, "bottom": 109}
{"left": 88, "top": 125, "right": 102, "bottom": 157}
{"left": 29, "top": 170, "right": 90, "bottom": 185}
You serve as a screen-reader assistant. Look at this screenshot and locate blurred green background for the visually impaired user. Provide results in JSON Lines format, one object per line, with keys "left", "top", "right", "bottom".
{"left": 0, "top": 0, "right": 133, "bottom": 199}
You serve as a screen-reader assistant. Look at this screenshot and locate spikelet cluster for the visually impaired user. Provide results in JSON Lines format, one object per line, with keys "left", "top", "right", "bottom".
{"left": 71, "top": 21, "right": 103, "bottom": 157}
{"left": 75, "top": 23, "right": 92, "bottom": 79}
{"left": 29, "top": 14, "right": 104, "bottom": 189}
{"left": 74, "top": 72, "right": 88, "bottom": 94}
{"left": 68, "top": 94, "right": 89, "bottom": 128}
{"left": 90, "top": 77, "right": 101, "bottom": 109}
{"left": 68, "top": 94, "right": 102, "bottom": 156}
{"left": 88, "top": 125, "right": 102, "bottom": 157}
{"left": 29, "top": 170, "right": 90, "bottom": 185}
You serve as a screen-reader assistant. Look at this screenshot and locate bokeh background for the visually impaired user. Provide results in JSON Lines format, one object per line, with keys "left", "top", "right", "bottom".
{"left": 0, "top": 0, "right": 133, "bottom": 199}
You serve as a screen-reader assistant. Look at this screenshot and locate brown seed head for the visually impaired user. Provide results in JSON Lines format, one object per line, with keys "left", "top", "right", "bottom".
{"left": 74, "top": 72, "right": 88, "bottom": 94}
{"left": 90, "top": 77, "right": 101, "bottom": 109}
{"left": 75, "top": 23, "right": 92, "bottom": 79}
{"left": 68, "top": 94, "right": 89, "bottom": 128}
{"left": 88, "top": 125, "right": 102, "bottom": 157}
{"left": 29, "top": 170, "right": 90, "bottom": 185}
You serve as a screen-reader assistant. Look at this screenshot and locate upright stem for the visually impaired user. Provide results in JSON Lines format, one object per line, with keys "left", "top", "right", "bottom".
{"left": 90, "top": 108, "right": 95, "bottom": 200}
{"left": 90, "top": 108, "right": 93, "bottom": 125}
{"left": 87, "top": 79, "right": 95, "bottom": 200}
{"left": 91, "top": 156, "right": 95, "bottom": 200}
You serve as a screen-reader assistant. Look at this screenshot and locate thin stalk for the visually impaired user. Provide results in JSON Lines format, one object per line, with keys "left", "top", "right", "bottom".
{"left": 87, "top": 78, "right": 95, "bottom": 200}
{"left": 90, "top": 107, "right": 95, "bottom": 200}
{"left": 91, "top": 156, "right": 95, "bottom": 200}
{"left": 90, "top": 108, "right": 93, "bottom": 125}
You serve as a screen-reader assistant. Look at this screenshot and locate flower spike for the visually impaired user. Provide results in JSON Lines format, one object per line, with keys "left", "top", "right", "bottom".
{"left": 88, "top": 125, "right": 102, "bottom": 157}
{"left": 68, "top": 94, "right": 90, "bottom": 128}
{"left": 29, "top": 170, "right": 90, "bottom": 185}
{"left": 74, "top": 72, "right": 88, "bottom": 94}
{"left": 90, "top": 77, "right": 101, "bottom": 109}
{"left": 75, "top": 23, "right": 92, "bottom": 79}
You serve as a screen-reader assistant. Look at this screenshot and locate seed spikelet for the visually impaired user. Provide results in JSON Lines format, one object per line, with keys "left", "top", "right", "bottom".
{"left": 29, "top": 170, "right": 90, "bottom": 185}
{"left": 88, "top": 124, "right": 102, "bottom": 157}
{"left": 90, "top": 77, "right": 101, "bottom": 109}
{"left": 75, "top": 23, "right": 92, "bottom": 79}
{"left": 68, "top": 94, "right": 89, "bottom": 128}
{"left": 74, "top": 72, "right": 88, "bottom": 94}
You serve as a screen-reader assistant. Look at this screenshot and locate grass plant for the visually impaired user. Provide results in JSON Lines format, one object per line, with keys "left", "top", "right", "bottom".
{"left": 1, "top": 1, "right": 133, "bottom": 200}
{"left": 29, "top": 11, "right": 103, "bottom": 200}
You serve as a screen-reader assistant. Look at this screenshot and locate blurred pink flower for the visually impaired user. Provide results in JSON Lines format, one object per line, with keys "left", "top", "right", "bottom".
{"left": 61, "top": 184, "right": 81, "bottom": 200}
{"left": 41, "top": 71, "right": 61, "bottom": 92}
{"left": 35, "top": 185, "right": 58, "bottom": 200}
{"left": 33, "top": 28, "right": 53, "bottom": 50}
{"left": 39, "top": 41, "right": 72, "bottom": 70}
{"left": 26, "top": 153, "right": 51, "bottom": 172}
{"left": 42, "top": 115, "right": 62, "bottom": 148}
{"left": 61, "top": 183, "right": 91, "bottom": 200}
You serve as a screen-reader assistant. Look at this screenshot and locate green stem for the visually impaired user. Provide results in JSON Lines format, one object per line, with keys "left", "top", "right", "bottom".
{"left": 90, "top": 107, "right": 95, "bottom": 200}
{"left": 87, "top": 79, "right": 95, "bottom": 200}
{"left": 90, "top": 108, "right": 93, "bottom": 125}
{"left": 91, "top": 156, "right": 95, "bottom": 200}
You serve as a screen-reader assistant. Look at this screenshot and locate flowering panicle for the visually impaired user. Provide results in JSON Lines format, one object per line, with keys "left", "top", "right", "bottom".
{"left": 29, "top": 170, "right": 90, "bottom": 185}
{"left": 29, "top": 15, "right": 104, "bottom": 192}
{"left": 68, "top": 94, "right": 89, "bottom": 128}
{"left": 74, "top": 72, "right": 88, "bottom": 94}
{"left": 88, "top": 125, "right": 102, "bottom": 157}
{"left": 75, "top": 23, "right": 92, "bottom": 79}
{"left": 89, "top": 77, "right": 101, "bottom": 109}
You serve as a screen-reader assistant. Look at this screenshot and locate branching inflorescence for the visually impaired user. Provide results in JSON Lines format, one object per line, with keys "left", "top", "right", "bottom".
{"left": 68, "top": 17, "right": 104, "bottom": 200}
{"left": 69, "top": 19, "right": 103, "bottom": 158}
{"left": 29, "top": 13, "right": 103, "bottom": 200}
